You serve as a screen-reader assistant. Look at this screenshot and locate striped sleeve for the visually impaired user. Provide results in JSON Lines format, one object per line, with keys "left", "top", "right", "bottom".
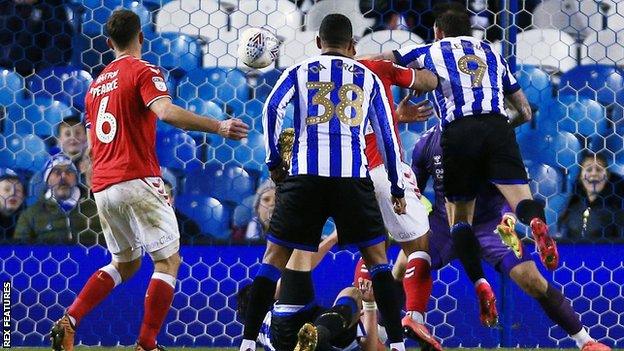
{"left": 501, "top": 57, "right": 520, "bottom": 95}
{"left": 392, "top": 44, "right": 431, "bottom": 68}
{"left": 369, "top": 76, "right": 405, "bottom": 198}
{"left": 263, "top": 66, "right": 297, "bottom": 170}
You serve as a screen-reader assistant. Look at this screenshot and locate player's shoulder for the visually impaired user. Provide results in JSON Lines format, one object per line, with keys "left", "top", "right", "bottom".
{"left": 124, "top": 56, "right": 163, "bottom": 75}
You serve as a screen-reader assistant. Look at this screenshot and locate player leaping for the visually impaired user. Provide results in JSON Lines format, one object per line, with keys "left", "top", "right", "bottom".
{"left": 397, "top": 122, "right": 610, "bottom": 351}
{"left": 363, "top": 8, "right": 559, "bottom": 287}
{"left": 50, "top": 10, "right": 248, "bottom": 351}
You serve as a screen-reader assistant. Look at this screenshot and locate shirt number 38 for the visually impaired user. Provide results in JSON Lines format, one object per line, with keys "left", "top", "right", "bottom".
{"left": 305, "top": 82, "right": 364, "bottom": 126}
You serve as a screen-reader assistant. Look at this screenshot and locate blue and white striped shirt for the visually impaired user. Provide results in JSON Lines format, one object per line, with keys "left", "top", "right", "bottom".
{"left": 263, "top": 54, "right": 405, "bottom": 197}
{"left": 393, "top": 36, "right": 520, "bottom": 127}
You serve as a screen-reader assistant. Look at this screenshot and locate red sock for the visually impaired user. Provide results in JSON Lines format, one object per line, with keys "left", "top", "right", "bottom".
{"left": 138, "top": 273, "right": 176, "bottom": 350}
{"left": 353, "top": 258, "right": 371, "bottom": 286}
{"left": 68, "top": 265, "right": 120, "bottom": 325}
{"left": 403, "top": 252, "right": 432, "bottom": 313}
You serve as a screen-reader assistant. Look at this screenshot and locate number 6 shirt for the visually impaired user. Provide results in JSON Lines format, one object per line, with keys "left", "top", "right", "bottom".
{"left": 84, "top": 55, "right": 170, "bottom": 192}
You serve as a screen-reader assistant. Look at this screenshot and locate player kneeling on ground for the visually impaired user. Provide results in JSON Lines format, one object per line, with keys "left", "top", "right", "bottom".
{"left": 50, "top": 9, "right": 248, "bottom": 351}
{"left": 238, "top": 234, "right": 381, "bottom": 351}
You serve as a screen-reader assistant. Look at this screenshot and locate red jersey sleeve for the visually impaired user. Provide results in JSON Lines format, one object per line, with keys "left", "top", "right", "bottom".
{"left": 387, "top": 61, "right": 415, "bottom": 89}
{"left": 136, "top": 62, "right": 171, "bottom": 107}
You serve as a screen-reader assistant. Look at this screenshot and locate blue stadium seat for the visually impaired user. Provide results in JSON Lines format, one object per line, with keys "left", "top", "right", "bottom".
{"left": 7, "top": 97, "right": 73, "bottom": 137}
{"left": 0, "top": 134, "right": 49, "bottom": 173}
{"left": 557, "top": 96, "right": 607, "bottom": 138}
{"left": 156, "top": 130, "right": 200, "bottom": 172}
{"left": 144, "top": 33, "right": 203, "bottom": 75}
{"left": 0, "top": 70, "right": 24, "bottom": 105}
{"left": 182, "top": 163, "right": 220, "bottom": 196}
{"left": 559, "top": 65, "right": 624, "bottom": 106}
{"left": 27, "top": 66, "right": 93, "bottom": 111}
{"left": 233, "top": 131, "right": 265, "bottom": 173}
{"left": 516, "top": 65, "right": 552, "bottom": 109}
{"left": 232, "top": 195, "right": 255, "bottom": 228}
{"left": 254, "top": 69, "right": 282, "bottom": 100}
{"left": 211, "top": 165, "right": 254, "bottom": 204}
{"left": 175, "top": 194, "right": 230, "bottom": 239}
{"left": 525, "top": 162, "right": 570, "bottom": 225}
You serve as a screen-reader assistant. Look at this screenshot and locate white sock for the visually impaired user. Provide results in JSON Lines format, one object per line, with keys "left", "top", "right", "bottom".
{"left": 152, "top": 272, "right": 176, "bottom": 289}
{"left": 100, "top": 264, "right": 122, "bottom": 287}
{"left": 67, "top": 315, "right": 77, "bottom": 326}
{"left": 390, "top": 341, "right": 406, "bottom": 351}
{"left": 474, "top": 278, "right": 488, "bottom": 288}
{"left": 571, "top": 328, "right": 593, "bottom": 349}
{"left": 408, "top": 311, "right": 425, "bottom": 324}
{"left": 240, "top": 339, "right": 256, "bottom": 351}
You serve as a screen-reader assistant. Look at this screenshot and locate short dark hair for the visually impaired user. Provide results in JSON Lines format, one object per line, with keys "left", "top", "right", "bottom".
{"left": 106, "top": 9, "right": 141, "bottom": 50}
{"left": 56, "top": 115, "right": 83, "bottom": 135}
{"left": 435, "top": 9, "right": 472, "bottom": 37}
{"left": 319, "top": 13, "right": 353, "bottom": 47}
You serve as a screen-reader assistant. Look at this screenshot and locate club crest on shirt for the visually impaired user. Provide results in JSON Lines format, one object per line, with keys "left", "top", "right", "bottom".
{"left": 152, "top": 77, "right": 167, "bottom": 92}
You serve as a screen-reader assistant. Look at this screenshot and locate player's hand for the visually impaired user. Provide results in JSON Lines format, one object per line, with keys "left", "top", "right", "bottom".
{"left": 396, "top": 96, "right": 434, "bottom": 123}
{"left": 270, "top": 161, "right": 288, "bottom": 184}
{"left": 392, "top": 196, "right": 407, "bottom": 215}
{"left": 218, "top": 118, "right": 249, "bottom": 140}
{"left": 357, "top": 278, "right": 375, "bottom": 303}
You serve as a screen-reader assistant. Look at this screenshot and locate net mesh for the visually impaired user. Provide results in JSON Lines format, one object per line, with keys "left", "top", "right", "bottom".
{"left": 0, "top": 0, "right": 622, "bottom": 348}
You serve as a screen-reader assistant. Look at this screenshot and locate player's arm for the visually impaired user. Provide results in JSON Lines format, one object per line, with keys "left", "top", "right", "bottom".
{"left": 358, "top": 278, "right": 380, "bottom": 351}
{"left": 411, "top": 130, "right": 432, "bottom": 190}
{"left": 311, "top": 230, "right": 338, "bottom": 269}
{"left": 263, "top": 67, "right": 296, "bottom": 182}
{"left": 356, "top": 51, "right": 397, "bottom": 62}
{"left": 501, "top": 58, "right": 532, "bottom": 128}
{"left": 369, "top": 79, "right": 406, "bottom": 212}
{"left": 150, "top": 98, "right": 248, "bottom": 139}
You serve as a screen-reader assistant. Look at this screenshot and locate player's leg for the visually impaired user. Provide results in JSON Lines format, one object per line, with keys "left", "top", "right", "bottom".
{"left": 308, "top": 287, "right": 363, "bottom": 351}
{"left": 440, "top": 118, "right": 487, "bottom": 306}
{"left": 331, "top": 177, "right": 406, "bottom": 351}
{"left": 486, "top": 116, "right": 558, "bottom": 270}
{"left": 508, "top": 262, "right": 611, "bottom": 351}
{"left": 241, "top": 176, "right": 325, "bottom": 351}
{"left": 51, "top": 184, "right": 143, "bottom": 351}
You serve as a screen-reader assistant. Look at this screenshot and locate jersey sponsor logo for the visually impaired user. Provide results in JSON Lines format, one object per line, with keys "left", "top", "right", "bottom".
{"left": 90, "top": 79, "right": 119, "bottom": 97}
{"left": 152, "top": 77, "right": 167, "bottom": 92}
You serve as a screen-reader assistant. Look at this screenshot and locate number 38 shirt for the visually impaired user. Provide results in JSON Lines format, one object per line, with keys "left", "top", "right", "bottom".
{"left": 84, "top": 55, "right": 170, "bottom": 193}
{"left": 393, "top": 36, "right": 520, "bottom": 128}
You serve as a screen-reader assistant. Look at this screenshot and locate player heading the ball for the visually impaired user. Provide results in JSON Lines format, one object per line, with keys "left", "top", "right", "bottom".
{"left": 50, "top": 9, "right": 248, "bottom": 351}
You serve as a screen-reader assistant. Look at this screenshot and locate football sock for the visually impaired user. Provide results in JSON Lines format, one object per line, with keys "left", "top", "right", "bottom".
{"left": 536, "top": 284, "right": 583, "bottom": 336}
{"left": 369, "top": 264, "right": 405, "bottom": 345}
{"left": 571, "top": 328, "right": 593, "bottom": 349}
{"left": 394, "top": 279, "right": 406, "bottom": 310}
{"left": 277, "top": 269, "right": 314, "bottom": 304}
{"left": 138, "top": 272, "right": 176, "bottom": 350}
{"left": 353, "top": 258, "right": 370, "bottom": 284}
{"left": 67, "top": 264, "right": 121, "bottom": 326}
{"left": 516, "top": 199, "right": 546, "bottom": 225}
{"left": 403, "top": 251, "right": 432, "bottom": 318}
{"left": 451, "top": 222, "right": 485, "bottom": 284}
{"left": 242, "top": 263, "right": 281, "bottom": 342}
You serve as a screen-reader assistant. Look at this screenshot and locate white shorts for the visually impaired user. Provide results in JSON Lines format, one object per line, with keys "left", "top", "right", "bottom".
{"left": 370, "top": 163, "right": 430, "bottom": 242}
{"left": 94, "top": 177, "right": 180, "bottom": 262}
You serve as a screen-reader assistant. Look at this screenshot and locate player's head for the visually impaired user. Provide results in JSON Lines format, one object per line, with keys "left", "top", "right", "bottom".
{"left": 317, "top": 14, "right": 355, "bottom": 56}
{"left": 105, "top": 9, "right": 143, "bottom": 54}
{"left": 433, "top": 9, "right": 472, "bottom": 40}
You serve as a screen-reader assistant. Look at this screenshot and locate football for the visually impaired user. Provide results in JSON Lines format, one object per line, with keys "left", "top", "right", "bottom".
{"left": 238, "top": 27, "right": 280, "bottom": 69}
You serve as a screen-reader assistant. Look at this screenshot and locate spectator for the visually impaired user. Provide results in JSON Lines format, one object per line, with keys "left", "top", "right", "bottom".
{"left": 14, "top": 154, "right": 101, "bottom": 244}
{"left": 0, "top": 0, "right": 73, "bottom": 75}
{"left": 0, "top": 168, "right": 26, "bottom": 241}
{"left": 245, "top": 180, "right": 276, "bottom": 242}
{"left": 51, "top": 115, "right": 88, "bottom": 162}
{"left": 163, "top": 179, "right": 201, "bottom": 244}
{"left": 559, "top": 153, "right": 624, "bottom": 239}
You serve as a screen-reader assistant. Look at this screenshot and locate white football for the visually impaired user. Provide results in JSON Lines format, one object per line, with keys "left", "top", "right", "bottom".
{"left": 238, "top": 27, "right": 280, "bottom": 69}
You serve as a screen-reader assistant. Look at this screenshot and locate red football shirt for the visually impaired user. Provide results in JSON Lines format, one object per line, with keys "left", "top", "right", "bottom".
{"left": 359, "top": 59, "right": 415, "bottom": 169}
{"left": 84, "top": 55, "right": 170, "bottom": 192}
